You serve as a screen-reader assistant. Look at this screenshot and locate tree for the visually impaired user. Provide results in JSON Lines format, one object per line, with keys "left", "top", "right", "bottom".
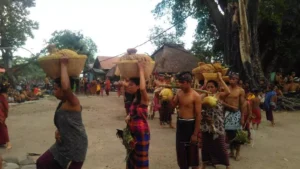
{"left": 0, "top": 0, "right": 39, "bottom": 85}
{"left": 149, "top": 26, "right": 184, "bottom": 49}
{"left": 47, "top": 30, "right": 98, "bottom": 70}
{"left": 153, "top": 0, "right": 300, "bottom": 88}
{"left": 12, "top": 56, "right": 45, "bottom": 82}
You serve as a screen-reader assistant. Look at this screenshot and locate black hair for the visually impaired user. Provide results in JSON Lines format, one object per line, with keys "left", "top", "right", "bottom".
{"left": 54, "top": 77, "right": 76, "bottom": 90}
{"left": 0, "top": 84, "right": 8, "bottom": 94}
{"left": 129, "top": 77, "right": 141, "bottom": 104}
{"left": 176, "top": 71, "right": 192, "bottom": 83}
{"left": 267, "top": 84, "right": 276, "bottom": 91}
{"left": 207, "top": 80, "right": 219, "bottom": 88}
{"left": 229, "top": 72, "right": 240, "bottom": 79}
{"left": 129, "top": 77, "right": 140, "bottom": 86}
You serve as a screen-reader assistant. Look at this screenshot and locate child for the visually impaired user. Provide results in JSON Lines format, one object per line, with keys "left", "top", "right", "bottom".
{"left": 251, "top": 89, "right": 261, "bottom": 129}
{"left": 264, "top": 85, "right": 277, "bottom": 126}
{"left": 244, "top": 98, "right": 252, "bottom": 141}
{"left": 96, "top": 81, "right": 101, "bottom": 96}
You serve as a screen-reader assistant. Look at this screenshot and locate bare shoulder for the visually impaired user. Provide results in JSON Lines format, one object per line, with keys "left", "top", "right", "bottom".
{"left": 238, "top": 87, "right": 245, "bottom": 94}
{"left": 177, "top": 89, "right": 183, "bottom": 96}
{"left": 192, "top": 90, "right": 201, "bottom": 99}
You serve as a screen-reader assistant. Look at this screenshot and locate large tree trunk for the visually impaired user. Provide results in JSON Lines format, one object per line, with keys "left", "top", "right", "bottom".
{"left": 1, "top": 49, "right": 15, "bottom": 86}
{"left": 206, "top": 0, "right": 262, "bottom": 88}
{"left": 248, "top": 0, "right": 265, "bottom": 83}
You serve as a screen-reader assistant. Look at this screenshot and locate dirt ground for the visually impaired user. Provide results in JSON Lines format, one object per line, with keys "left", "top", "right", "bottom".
{"left": 1, "top": 92, "right": 300, "bottom": 169}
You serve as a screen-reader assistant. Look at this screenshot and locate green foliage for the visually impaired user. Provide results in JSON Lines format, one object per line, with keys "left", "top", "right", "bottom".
{"left": 12, "top": 56, "right": 45, "bottom": 82}
{"left": 47, "top": 30, "right": 98, "bottom": 64}
{"left": 0, "top": 0, "right": 39, "bottom": 49}
{"left": 0, "top": 0, "right": 39, "bottom": 85}
{"left": 152, "top": 0, "right": 300, "bottom": 75}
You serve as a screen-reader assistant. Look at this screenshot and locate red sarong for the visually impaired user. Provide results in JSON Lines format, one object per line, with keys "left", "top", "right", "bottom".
{"left": 0, "top": 94, "right": 9, "bottom": 145}
{"left": 252, "top": 108, "right": 261, "bottom": 124}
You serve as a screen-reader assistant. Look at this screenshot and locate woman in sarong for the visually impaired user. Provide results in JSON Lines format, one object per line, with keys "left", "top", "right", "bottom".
{"left": 0, "top": 84, "right": 12, "bottom": 149}
{"left": 251, "top": 89, "right": 261, "bottom": 129}
{"left": 150, "top": 91, "right": 160, "bottom": 120}
{"left": 36, "top": 56, "right": 88, "bottom": 169}
{"left": 200, "top": 73, "right": 230, "bottom": 169}
{"left": 243, "top": 100, "right": 252, "bottom": 140}
{"left": 124, "top": 61, "right": 150, "bottom": 169}
{"left": 264, "top": 85, "right": 277, "bottom": 126}
{"left": 105, "top": 78, "right": 111, "bottom": 96}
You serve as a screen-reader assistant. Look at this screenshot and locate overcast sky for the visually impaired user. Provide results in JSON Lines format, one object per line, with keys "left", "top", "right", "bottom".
{"left": 15, "top": 0, "right": 197, "bottom": 58}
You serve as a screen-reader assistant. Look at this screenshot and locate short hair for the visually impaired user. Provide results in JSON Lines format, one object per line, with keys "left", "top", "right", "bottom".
{"left": 176, "top": 71, "right": 192, "bottom": 83}
{"left": 207, "top": 80, "right": 219, "bottom": 88}
{"left": 129, "top": 78, "right": 140, "bottom": 86}
{"left": 54, "top": 77, "right": 76, "bottom": 90}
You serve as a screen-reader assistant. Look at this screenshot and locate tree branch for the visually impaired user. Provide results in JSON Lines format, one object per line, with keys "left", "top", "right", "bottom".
{"left": 204, "top": 0, "right": 225, "bottom": 41}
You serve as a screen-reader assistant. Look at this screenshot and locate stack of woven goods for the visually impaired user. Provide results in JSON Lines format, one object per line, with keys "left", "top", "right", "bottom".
{"left": 115, "top": 48, "right": 155, "bottom": 79}
{"left": 38, "top": 44, "right": 87, "bottom": 79}
{"left": 192, "top": 62, "right": 229, "bottom": 81}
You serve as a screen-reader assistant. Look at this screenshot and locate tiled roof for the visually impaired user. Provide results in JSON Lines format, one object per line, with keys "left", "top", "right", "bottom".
{"left": 96, "top": 56, "right": 120, "bottom": 70}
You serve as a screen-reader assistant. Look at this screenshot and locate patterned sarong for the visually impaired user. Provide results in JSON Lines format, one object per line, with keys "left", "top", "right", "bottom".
{"left": 126, "top": 133, "right": 150, "bottom": 169}
{"left": 202, "top": 132, "right": 229, "bottom": 166}
{"left": 224, "top": 110, "right": 242, "bottom": 130}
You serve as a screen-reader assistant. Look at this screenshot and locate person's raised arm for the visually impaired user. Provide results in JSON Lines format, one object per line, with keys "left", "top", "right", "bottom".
{"left": 60, "top": 56, "right": 79, "bottom": 106}
{"left": 138, "top": 62, "right": 149, "bottom": 105}
{"left": 217, "top": 72, "right": 231, "bottom": 100}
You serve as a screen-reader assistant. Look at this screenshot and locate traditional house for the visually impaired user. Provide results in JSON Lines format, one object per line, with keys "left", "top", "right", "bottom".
{"left": 152, "top": 44, "right": 199, "bottom": 74}
{"left": 93, "top": 56, "right": 120, "bottom": 80}
{"left": 93, "top": 56, "right": 120, "bottom": 71}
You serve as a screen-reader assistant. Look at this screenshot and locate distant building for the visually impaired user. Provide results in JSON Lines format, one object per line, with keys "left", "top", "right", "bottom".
{"left": 93, "top": 56, "right": 120, "bottom": 79}
{"left": 152, "top": 44, "right": 199, "bottom": 73}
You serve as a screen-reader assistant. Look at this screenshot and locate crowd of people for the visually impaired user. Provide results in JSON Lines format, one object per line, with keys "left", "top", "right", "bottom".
{"left": 0, "top": 58, "right": 299, "bottom": 169}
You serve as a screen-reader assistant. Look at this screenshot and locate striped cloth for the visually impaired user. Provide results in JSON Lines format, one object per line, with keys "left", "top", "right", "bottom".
{"left": 127, "top": 103, "right": 150, "bottom": 169}
{"left": 201, "top": 132, "right": 229, "bottom": 166}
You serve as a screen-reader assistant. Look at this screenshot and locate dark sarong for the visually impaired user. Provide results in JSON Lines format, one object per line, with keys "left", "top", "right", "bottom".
{"left": 0, "top": 123, "right": 9, "bottom": 145}
{"left": 226, "top": 130, "right": 242, "bottom": 149}
{"left": 266, "top": 109, "right": 273, "bottom": 121}
{"left": 36, "top": 150, "right": 83, "bottom": 169}
{"left": 176, "top": 118, "right": 199, "bottom": 169}
{"left": 159, "top": 101, "right": 172, "bottom": 124}
{"left": 126, "top": 133, "right": 150, "bottom": 169}
{"left": 201, "top": 132, "right": 229, "bottom": 166}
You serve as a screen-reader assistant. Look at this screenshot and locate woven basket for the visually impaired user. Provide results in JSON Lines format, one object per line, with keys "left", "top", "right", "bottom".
{"left": 38, "top": 57, "right": 87, "bottom": 79}
{"left": 194, "top": 73, "right": 204, "bottom": 80}
{"left": 116, "top": 60, "right": 155, "bottom": 79}
{"left": 203, "top": 73, "right": 229, "bottom": 82}
{"left": 221, "top": 68, "right": 229, "bottom": 76}
{"left": 223, "top": 76, "right": 229, "bottom": 82}
{"left": 203, "top": 73, "right": 218, "bottom": 81}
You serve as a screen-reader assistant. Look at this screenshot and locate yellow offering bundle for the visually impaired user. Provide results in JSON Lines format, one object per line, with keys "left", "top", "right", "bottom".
{"left": 38, "top": 44, "right": 87, "bottom": 79}
{"left": 192, "top": 62, "right": 229, "bottom": 81}
{"left": 115, "top": 48, "right": 155, "bottom": 79}
{"left": 159, "top": 88, "right": 173, "bottom": 101}
{"left": 202, "top": 96, "right": 218, "bottom": 108}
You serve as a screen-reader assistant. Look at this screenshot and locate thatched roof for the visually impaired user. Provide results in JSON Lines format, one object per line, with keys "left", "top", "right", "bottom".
{"left": 106, "top": 65, "right": 117, "bottom": 77}
{"left": 152, "top": 44, "right": 199, "bottom": 73}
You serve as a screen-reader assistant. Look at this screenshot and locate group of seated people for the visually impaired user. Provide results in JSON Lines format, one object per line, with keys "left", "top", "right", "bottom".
{"left": 7, "top": 85, "right": 44, "bottom": 103}
{"left": 274, "top": 71, "right": 300, "bottom": 96}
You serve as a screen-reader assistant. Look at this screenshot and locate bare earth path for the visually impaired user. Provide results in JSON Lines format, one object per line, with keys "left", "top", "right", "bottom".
{"left": 1, "top": 93, "right": 300, "bottom": 169}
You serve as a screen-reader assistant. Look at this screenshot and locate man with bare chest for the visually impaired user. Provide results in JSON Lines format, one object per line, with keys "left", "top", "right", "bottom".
{"left": 222, "top": 73, "right": 245, "bottom": 161}
{"left": 173, "top": 72, "right": 202, "bottom": 169}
